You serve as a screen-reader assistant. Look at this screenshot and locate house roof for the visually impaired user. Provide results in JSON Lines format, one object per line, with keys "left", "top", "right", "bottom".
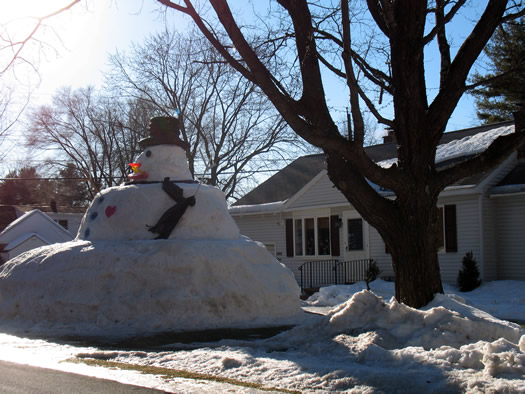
{"left": 3, "top": 232, "right": 51, "bottom": 252}
{"left": 14, "top": 205, "right": 86, "bottom": 214}
{"left": 497, "top": 161, "right": 525, "bottom": 186}
{"left": 0, "top": 209, "right": 74, "bottom": 242}
{"left": 489, "top": 160, "right": 525, "bottom": 196}
{"left": 233, "top": 121, "right": 515, "bottom": 206}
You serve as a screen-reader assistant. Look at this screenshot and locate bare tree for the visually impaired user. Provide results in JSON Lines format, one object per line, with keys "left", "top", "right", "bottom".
{"left": 26, "top": 86, "right": 141, "bottom": 197}
{"left": 0, "top": 1, "right": 80, "bottom": 155}
{"left": 107, "top": 28, "right": 309, "bottom": 200}
{"left": 159, "top": 0, "right": 525, "bottom": 307}
{"left": 0, "top": 1, "right": 80, "bottom": 76}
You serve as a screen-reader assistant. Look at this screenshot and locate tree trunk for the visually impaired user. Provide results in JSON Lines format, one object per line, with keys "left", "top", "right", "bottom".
{"left": 386, "top": 201, "right": 444, "bottom": 308}
{"left": 327, "top": 155, "right": 445, "bottom": 308}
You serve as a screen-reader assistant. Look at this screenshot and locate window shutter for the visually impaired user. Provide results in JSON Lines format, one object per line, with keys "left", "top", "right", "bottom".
{"left": 444, "top": 205, "right": 457, "bottom": 253}
{"left": 285, "top": 219, "right": 294, "bottom": 257}
{"left": 330, "top": 215, "right": 340, "bottom": 256}
{"left": 437, "top": 207, "right": 444, "bottom": 250}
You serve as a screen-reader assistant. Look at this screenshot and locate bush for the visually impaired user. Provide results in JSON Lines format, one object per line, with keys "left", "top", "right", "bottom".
{"left": 365, "top": 261, "right": 381, "bottom": 291}
{"left": 456, "top": 251, "right": 481, "bottom": 292}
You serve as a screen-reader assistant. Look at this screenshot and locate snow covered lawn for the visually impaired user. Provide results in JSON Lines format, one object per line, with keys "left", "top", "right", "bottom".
{"left": 0, "top": 280, "right": 524, "bottom": 392}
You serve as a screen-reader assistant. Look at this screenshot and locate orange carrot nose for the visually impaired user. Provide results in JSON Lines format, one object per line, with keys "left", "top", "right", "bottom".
{"left": 129, "top": 163, "right": 142, "bottom": 173}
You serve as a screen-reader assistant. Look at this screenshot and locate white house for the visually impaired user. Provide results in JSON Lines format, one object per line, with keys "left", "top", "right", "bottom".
{"left": 0, "top": 210, "right": 75, "bottom": 263}
{"left": 230, "top": 121, "right": 525, "bottom": 289}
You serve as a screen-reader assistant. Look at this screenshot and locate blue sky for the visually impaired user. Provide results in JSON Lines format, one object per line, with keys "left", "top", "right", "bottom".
{"left": 2, "top": 0, "right": 491, "bottom": 167}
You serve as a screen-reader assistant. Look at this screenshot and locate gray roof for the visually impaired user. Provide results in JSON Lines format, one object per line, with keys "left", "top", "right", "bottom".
{"left": 497, "top": 161, "right": 525, "bottom": 186}
{"left": 233, "top": 121, "right": 515, "bottom": 206}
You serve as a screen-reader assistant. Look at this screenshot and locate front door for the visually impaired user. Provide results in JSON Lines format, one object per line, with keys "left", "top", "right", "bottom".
{"left": 342, "top": 211, "right": 369, "bottom": 261}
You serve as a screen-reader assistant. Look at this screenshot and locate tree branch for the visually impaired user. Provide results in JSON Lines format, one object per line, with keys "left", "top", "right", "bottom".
{"left": 427, "top": 0, "right": 508, "bottom": 139}
{"left": 422, "top": 0, "right": 466, "bottom": 45}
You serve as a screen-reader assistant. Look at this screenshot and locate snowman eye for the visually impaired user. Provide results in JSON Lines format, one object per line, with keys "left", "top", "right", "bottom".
{"left": 146, "top": 150, "right": 152, "bottom": 157}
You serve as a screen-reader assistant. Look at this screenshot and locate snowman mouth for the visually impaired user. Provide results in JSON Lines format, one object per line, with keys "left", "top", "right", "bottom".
{"left": 128, "top": 163, "right": 149, "bottom": 180}
{"left": 128, "top": 172, "right": 149, "bottom": 180}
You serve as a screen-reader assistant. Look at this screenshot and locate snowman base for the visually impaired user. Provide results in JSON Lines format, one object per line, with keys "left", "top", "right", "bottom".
{"left": 0, "top": 237, "right": 304, "bottom": 338}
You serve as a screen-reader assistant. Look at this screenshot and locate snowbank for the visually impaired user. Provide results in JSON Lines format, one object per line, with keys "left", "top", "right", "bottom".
{"left": 0, "top": 237, "right": 303, "bottom": 338}
{"left": 328, "top": 291, "right": 523, "bottom": 350}
{"left": 0, "top": 279, "right": 524, "bottom": 392}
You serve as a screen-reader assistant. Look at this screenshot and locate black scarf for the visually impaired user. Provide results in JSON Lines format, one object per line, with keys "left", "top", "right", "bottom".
{"left": 148, "top": 177, "right": 196, "bottom": 239}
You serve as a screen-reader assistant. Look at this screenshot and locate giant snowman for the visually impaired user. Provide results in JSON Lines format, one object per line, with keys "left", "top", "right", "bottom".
{"left": 0, "top": 117, "right": 303, "bottom": 338}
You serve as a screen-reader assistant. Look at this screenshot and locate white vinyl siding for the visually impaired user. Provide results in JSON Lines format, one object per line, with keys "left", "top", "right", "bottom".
{"left": 368, "top": 226, "right": 395, "bottom": 279}
{"left": 234, "top": 214, "right": 286, "bottom": 260}
{"left": 494, "top": 195, "right": 525, "bottom": 279}
{"left": 370, "top": 196, "right": 482, "bottom": 284}
{"left": 481, "top": 195, "right": 499, "bottom": 281}
{"left": 289, "top": 172, "right": 347, "bottom": 209}
{"left": 437, "top": 196, "right": 481, "bottom": 283}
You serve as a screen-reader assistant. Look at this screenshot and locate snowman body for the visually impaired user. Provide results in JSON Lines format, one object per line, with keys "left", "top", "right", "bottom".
{"left": 77, "top": 144, "right": 240, "bottom": 241}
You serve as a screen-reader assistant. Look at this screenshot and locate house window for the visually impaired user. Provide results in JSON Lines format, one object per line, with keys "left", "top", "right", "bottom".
{"left": 55, "top": 219, "right": 68, "bottom": 230}
{"left": 317, "top": 217, "right": 331, "bottom": 255}
{"left": 263, "top": 243, "right": 276, "bottom": 257}
{"left": 286, "top": 216, "right": 340, "bottom": 258}
{"left": 294, "top": 217, "right": 331, "bottom": 256}
{"left": 347, "top": 218, "right": 364, "bottom": 251}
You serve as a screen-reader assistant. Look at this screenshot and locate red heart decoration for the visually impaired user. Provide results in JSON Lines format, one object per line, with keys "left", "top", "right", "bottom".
{"left": 105, "top": 206, "right": 117, "bottom": 218}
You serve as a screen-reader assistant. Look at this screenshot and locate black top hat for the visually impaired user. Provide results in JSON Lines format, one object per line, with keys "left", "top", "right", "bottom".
{"left": 139, "top": 116, "right": 190, "bottom": 150}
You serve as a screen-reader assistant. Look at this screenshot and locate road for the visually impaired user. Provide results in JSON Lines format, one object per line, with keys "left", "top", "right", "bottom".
{"left": 0, "top": 360, "right": 166, "bottom": 393}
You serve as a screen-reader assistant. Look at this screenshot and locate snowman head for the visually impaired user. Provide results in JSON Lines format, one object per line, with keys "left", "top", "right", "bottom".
{"left": 128, "top": 145, "right": 193, "bottom": 182}
{"left": 128, "top": 116, "right": 193, "bottom": 182}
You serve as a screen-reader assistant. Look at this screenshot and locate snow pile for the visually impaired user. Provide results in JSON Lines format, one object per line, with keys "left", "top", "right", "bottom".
{"left": 306, "top": 279, "right": 525, "bottom": 323}
{"left": 0, "top": 280, "right": 524, "bottom": 392}
{"left": 379, "top": 124, "right": 514, "bottom": 168}
{"left": 93, "top": 288, "right": 525, "bottom": 391}
{"left": 0, "top": 237, "right": 303, "bottom": 337}
{"left": 328, "top": 291, "right": 522, "bottom": 350}
{"left": 0, "top": 137, "right": 304, "bottom": 337}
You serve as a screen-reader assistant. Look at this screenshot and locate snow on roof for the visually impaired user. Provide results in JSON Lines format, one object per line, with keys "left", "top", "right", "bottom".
{"left": 229, "top": 201, "right": 285, "bottom": 215}
{"left": 379, "top": 124, "right": 515, "bottom": 168}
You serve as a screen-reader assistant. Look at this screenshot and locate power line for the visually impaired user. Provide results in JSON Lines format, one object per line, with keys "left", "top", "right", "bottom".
{"left": 0, "top": 168, "right": 282, "bottom": 182}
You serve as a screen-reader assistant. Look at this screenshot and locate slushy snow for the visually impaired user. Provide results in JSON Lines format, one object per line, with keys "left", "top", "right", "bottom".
{"left": 0, "top": 280, "right": 523, "bottom": 392}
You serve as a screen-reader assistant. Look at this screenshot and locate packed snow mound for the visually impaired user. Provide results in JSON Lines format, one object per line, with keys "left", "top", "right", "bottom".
{"left": 77, "top": 182, "right": 240, "bottom": 241}
{"left": 0, "top": 237, "right": 303, "bottom": 338}
{"left": 306, "top": 279, "right": 525, "bottom": 323}
{"left": 327, "top": 291, "right": 524, "bottom": 350}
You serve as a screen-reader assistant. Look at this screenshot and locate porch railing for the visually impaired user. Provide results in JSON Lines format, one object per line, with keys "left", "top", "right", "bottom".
{"left": 298, "top": 258, "right": 374, "bottom": 291}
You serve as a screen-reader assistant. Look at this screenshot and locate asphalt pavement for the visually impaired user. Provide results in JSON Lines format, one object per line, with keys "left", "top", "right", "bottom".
{"left": 0, "top": 360, "right": 167, "bottom": 393}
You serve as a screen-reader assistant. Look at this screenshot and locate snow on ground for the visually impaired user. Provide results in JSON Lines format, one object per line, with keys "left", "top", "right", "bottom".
{"left": 0, "top": 280, "right": 524, "bottom": 392}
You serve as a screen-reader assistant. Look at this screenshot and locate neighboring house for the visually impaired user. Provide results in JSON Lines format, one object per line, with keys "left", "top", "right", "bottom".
{"left": 230, "top": 121, "right": 525, "bottom": 286}
{"left": 1, "top": 202, "right": 86, "bottom": 236}
{"left": 0, "top": 210, "right": 75, "bottom": 263}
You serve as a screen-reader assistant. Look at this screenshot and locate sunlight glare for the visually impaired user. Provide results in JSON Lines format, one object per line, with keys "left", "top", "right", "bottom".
{"left": 1, "top": 0, "right": 76, "bottom": 21}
